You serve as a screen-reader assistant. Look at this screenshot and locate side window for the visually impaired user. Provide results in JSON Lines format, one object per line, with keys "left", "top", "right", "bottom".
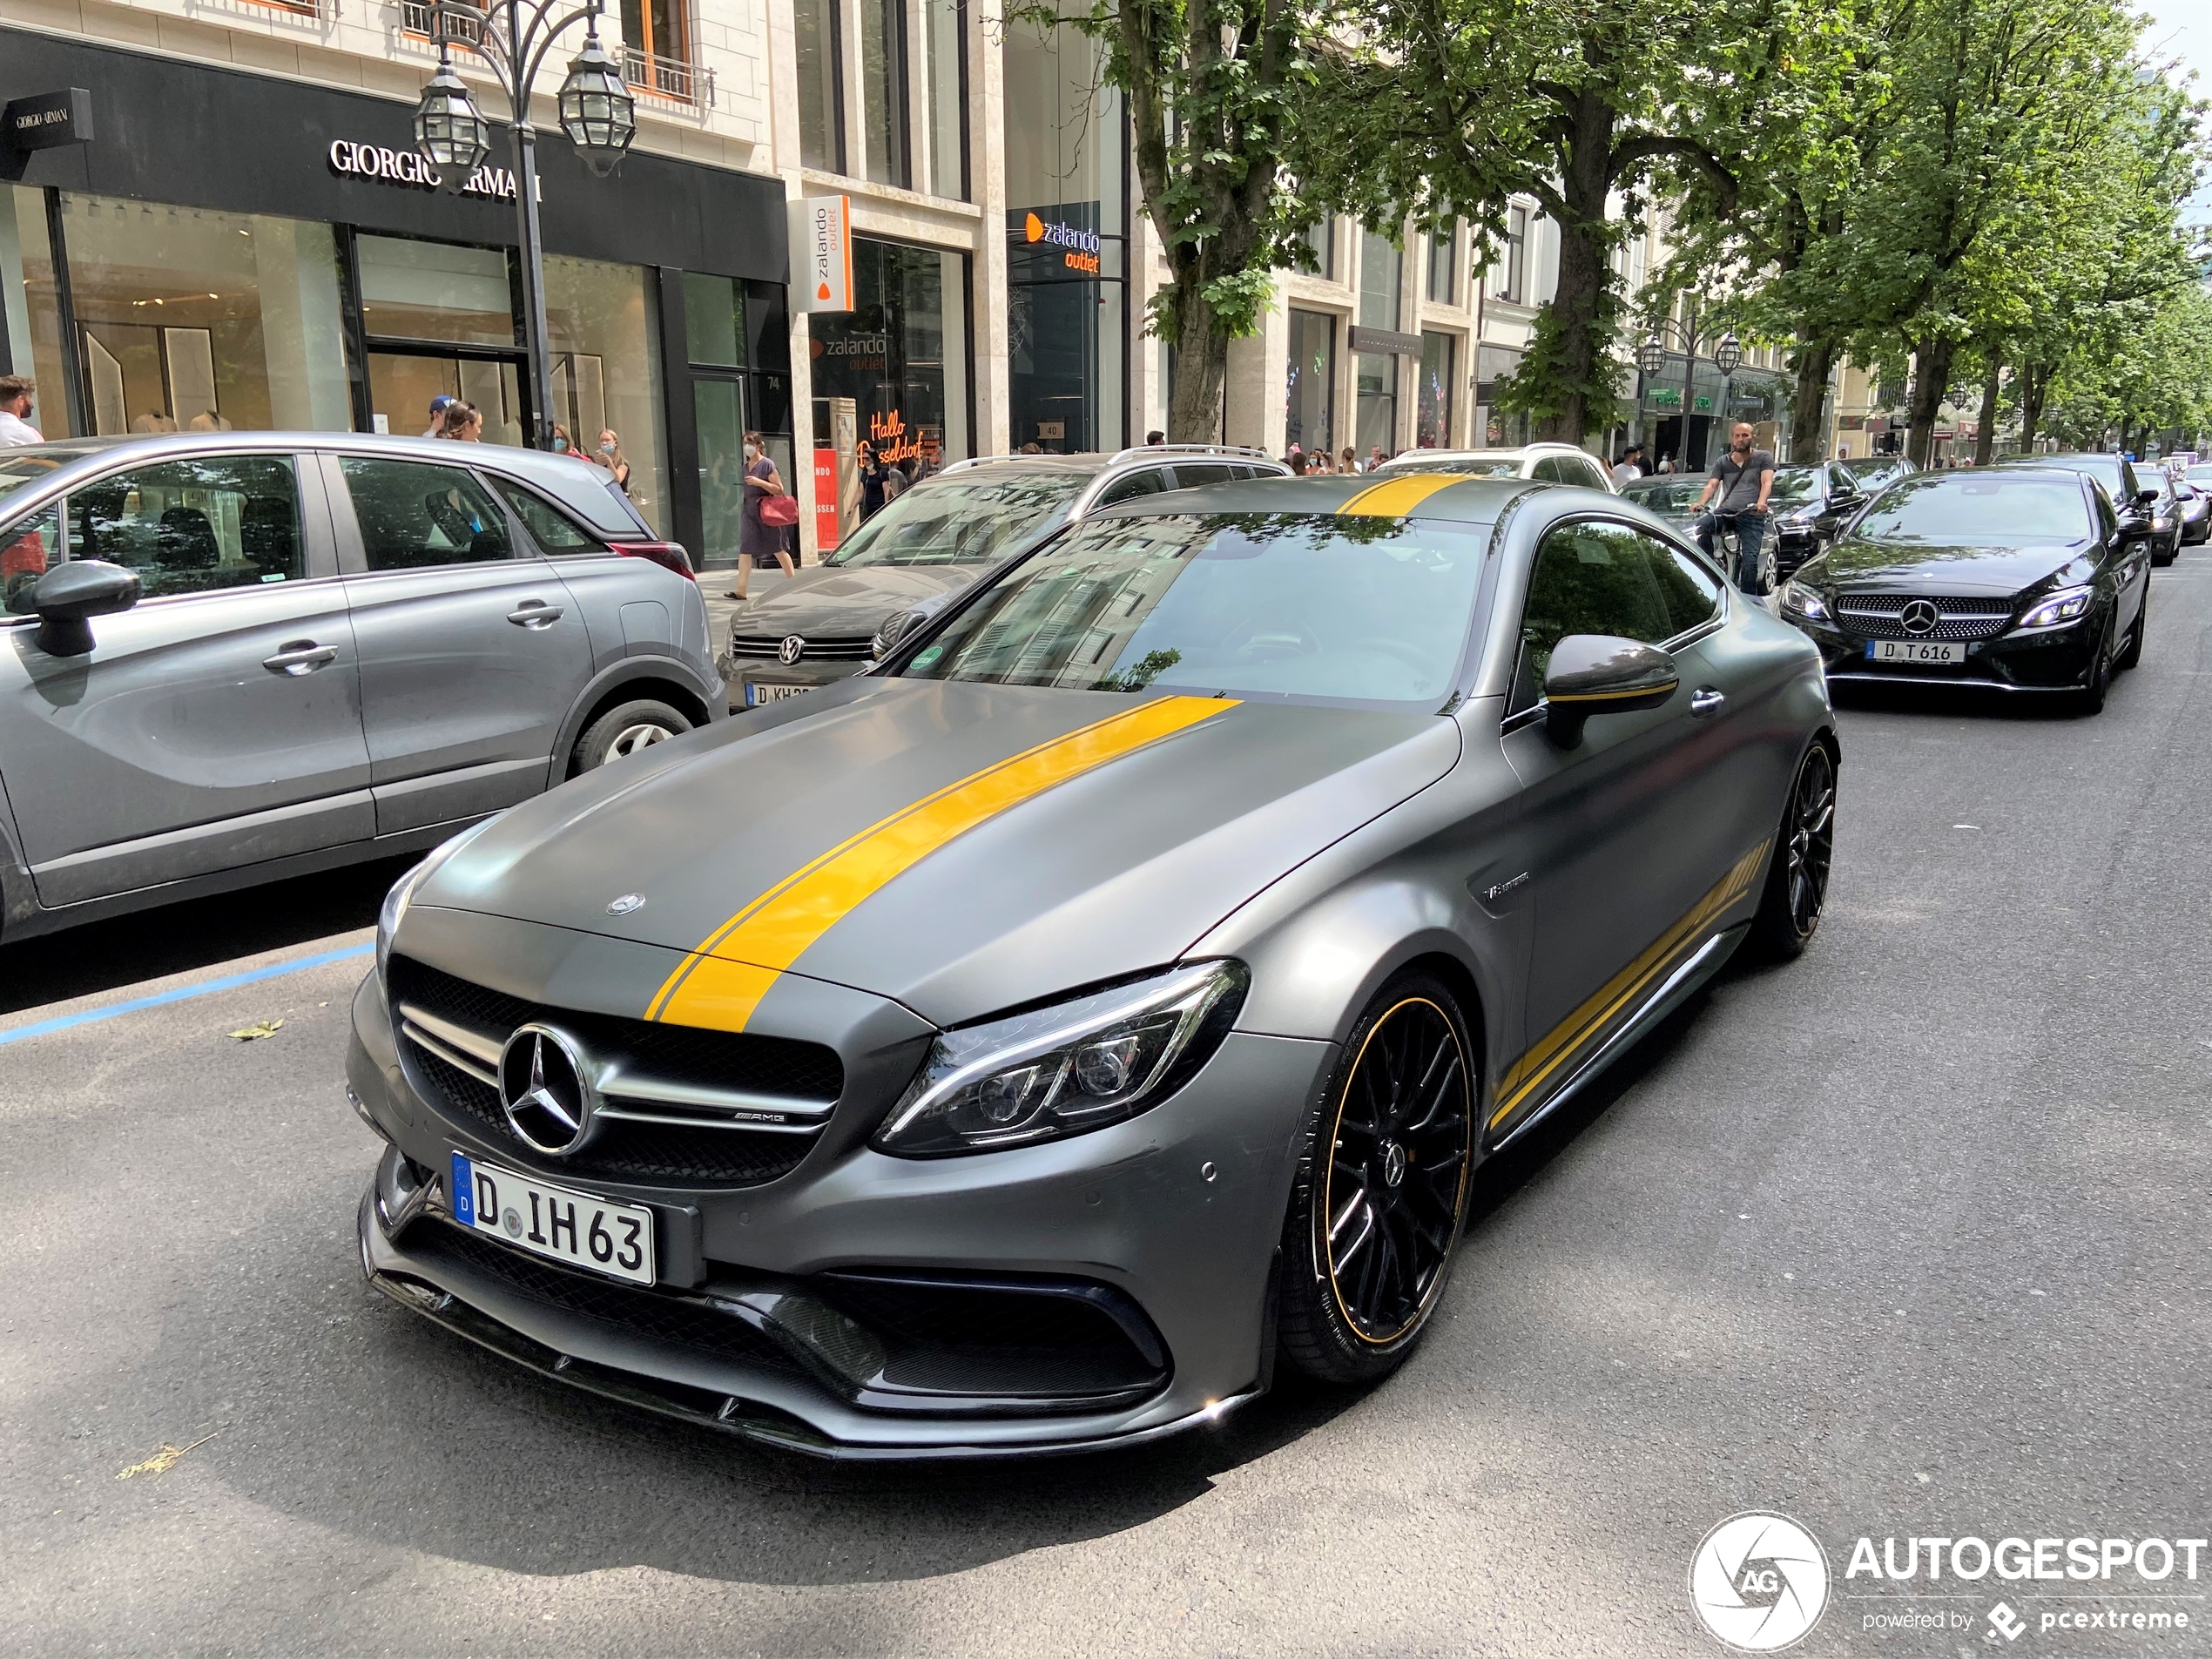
{"left": 1641, "top": 531, "right": 1723, "bottom": 634}
{"left": 2, "top": 502, "right": 64, "bottom": 616}
{"left": 1530, "top": 457, "right": 1568, "bottom": 484}
{"left": 64, "top": 456, "right": 305, "bottom": 600}
{"left": 1170, "top": 462, "right": 1235, "bottom": 489}
{"left": 1096, "top": 469, "right": 1168, "bottom": 508}
{"left": 1507, "top": 521, "right": 1692, "bottom": 715}
{"left": 340, "top": 456, "right": 514, "bottom": 570}
{"left": 2093, "top": 482, "right": 2118, "bottom": 542}
{"left": 1576, "top": 458, "right": 1610, "bottom": 490}
{"left": 490, "top": 477, "right": 605, "bottom": 552}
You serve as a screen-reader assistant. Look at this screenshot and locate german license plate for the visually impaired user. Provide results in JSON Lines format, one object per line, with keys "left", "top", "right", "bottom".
{"left": 450, "top": 1152, "right": 655, "bottom": 1285}
{"left": 746, "top": 682, "right": 812, "bottom": 705}
{"left": 1868, "top": 638, "right": 1963, "bottom": 665}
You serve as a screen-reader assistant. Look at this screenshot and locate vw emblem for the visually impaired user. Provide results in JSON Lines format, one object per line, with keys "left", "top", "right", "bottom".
{"left": 779, "top": 634, "right": 806, "bottom": 665}
{"left": 497, "top": 1023, "right": 599, "bottom": 1157}
{"left": 1900, "top": 598, "right": 1940, "bottom": 636}
{"left": 605, "top": 892, "right": 646, "bottom": 916}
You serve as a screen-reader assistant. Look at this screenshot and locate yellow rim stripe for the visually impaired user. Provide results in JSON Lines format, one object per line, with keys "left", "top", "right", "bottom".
{"left": 1487, "top": 840, "right": 1769, "bottom": 1131}
{"left": 1336, "top": 473, "right": 1467, "bottom": 518}
{"left": 646, "top": 695, "right": 1239, "bottom": 1031}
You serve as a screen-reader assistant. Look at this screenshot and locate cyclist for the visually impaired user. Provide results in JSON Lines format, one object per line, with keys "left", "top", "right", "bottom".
{"left": 1694, "top": 421, "right": 1776, "bottom": 592}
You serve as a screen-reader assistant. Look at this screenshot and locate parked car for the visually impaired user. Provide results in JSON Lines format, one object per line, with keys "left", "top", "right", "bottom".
{"left": 0, "top": 433, "right": 722, "bottom": 945}
{"left": 1372, "top": 442, "right": 1617, "bottom": 492}
{"left": 1834, "top": 454, "right": 1919, "bottom": 496}
{"left": 1777, "top": 466, "right": 2152, "bottom": 713}
{"left": 357, "top": 468, "right": 1837, "bottom": 1459}
{"left": 1990, "top": 452, "right": 2171, "bottom": 564}
{"left": 722, "top": 446, "right": 1290, "bottom": 709}
{"left": 2168, "top": 478, "right": 2210, "bottom": 546}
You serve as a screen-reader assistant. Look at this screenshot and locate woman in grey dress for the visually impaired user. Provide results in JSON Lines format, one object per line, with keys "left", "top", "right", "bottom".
{"left": 730, "top": 430, "right": 798, "bottom": 601}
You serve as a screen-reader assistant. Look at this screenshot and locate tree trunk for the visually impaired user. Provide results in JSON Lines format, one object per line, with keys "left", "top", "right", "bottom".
{"left": 1787, "top": 337, "right": 1835, "bottom": 463}
{"left": 2018, "top": 364, "right": 2047, "bottom": 452}
{"left": 1973, "top": 361, "right": 1999, "bottom": 465}
{"left": 1165, "top": 283, "right": 1229, "bottom": 445}
{"left": 1534, "top": 88, "right": 1618, "bottom": 448}
{"left": 1905, "top": 337, "right": 1954, "bottom": 468}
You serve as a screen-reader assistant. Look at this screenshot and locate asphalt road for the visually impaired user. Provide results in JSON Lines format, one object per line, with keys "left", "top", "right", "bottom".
{"left": 5, "top": 554, "right": 2210, "bottom": 1656}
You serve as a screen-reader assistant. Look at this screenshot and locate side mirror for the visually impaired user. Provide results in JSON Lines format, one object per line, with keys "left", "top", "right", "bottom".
{"left": 1543, "top": 634, "right": 1680, "bottom": 746}
{"left": 2136, "top": 489, "right": 2161, "bottom": 507}
{"left": 31, "top": 559, "right": 139, "bottom": 658}
{"left": 2116, "top": 517, "right": 2151, "bottom": 544}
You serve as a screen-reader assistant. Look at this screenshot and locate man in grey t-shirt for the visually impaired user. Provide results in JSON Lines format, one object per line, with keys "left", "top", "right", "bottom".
{"left": 1694, "top": 421, "right": 1776, "bottom": 591}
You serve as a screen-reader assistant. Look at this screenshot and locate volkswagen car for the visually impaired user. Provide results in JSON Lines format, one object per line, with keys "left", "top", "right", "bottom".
{"left": 1777, "top": 467, "right": 2150, "bottom": 712}
{"left": 722, "top": 446, "right": 1288, "bottom": 708}
{"left": 353, "top": 469, "right": 1838, "bottom": 1459}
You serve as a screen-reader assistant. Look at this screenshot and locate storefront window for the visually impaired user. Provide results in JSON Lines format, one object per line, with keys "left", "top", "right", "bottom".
{"left": 794, "top": 0, "right": 844, "bottom": 173}
{"left": 1, "top": 186, "right": 75, "bottom": 437}
{"left": 34, "top": 192, "right": 351, "bottom": 438}
{"left": 811, "top": 237, "right": 970, "bottom": 472}
{"left": 921, "top": 0, "right": 967, "bottom": 199}
{"left": 356, "top": 234, "right": 516, "bottom": 347}
{"left": 686, "top": 273, "right": 797, "bottom": 569}
{"left": 543, "top": 254, "right": 669, "bottom": 535}
{"left": 1285, "top": 308, "right": 1335, "bottom": 455}
{"left": 861, "top": 0, "right": 911, "bottom": 188}
{"left": 1417, "top": 331, "right": 1454, "bottom": 448}
{"left": 1004, "top": 5, "right": 1126, "bottom": 452}
{"left": 1356, "top": 234, "right": 1402, "bottom": 454}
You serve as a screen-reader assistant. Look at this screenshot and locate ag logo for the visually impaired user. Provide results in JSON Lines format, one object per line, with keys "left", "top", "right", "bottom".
{"left": 1689, "top": 1512, "right": 1831, "bottom": 1650}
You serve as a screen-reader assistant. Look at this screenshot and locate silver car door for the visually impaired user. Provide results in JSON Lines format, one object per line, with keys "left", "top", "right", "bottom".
{"left": 0, "top": 450, "right": 373, "bottom": 908}
{"left": 327, "top": 452, "right": 595, "bottom": 836}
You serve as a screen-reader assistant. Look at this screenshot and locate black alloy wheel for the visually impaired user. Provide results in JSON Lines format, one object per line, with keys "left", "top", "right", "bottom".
{"left": 2076, "top": 623, "right": 2113, "bottom": 716}
{"left": 1278, "top": 973, "right": 1475, "bottom": 1385}
{"left": 1750, "top": 742, "right": 1837, "bottom": 961}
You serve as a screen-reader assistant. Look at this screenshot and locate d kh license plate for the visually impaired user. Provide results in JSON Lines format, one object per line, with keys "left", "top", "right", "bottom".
{"left": 451, "top": 1153, "right": 655, "bottom": 1285}
{"left": 746, "top": 682, "right": 813, "bottom": 705}
{"left": 1867, "top": 638, "right": 1964, "bottom": 665}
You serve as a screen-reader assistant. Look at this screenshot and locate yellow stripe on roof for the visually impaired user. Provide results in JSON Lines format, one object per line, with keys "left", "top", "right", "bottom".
{"left": 1336, "top": 473, "right": 1467, "bottom": 518}
{"left": 646, "top": 695, "right": 1239, "bottom": 1032}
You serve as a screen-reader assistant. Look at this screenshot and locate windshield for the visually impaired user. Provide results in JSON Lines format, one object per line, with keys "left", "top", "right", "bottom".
{"left": 1767, "top": 468, "right": 1821, "bottom": 504}
{"left": 828, "top": 472, "right": 1087, "bottom": 568}
{"left": 2033, "top": 457, "right": 2129, "bottom": 499}
{"left": 1852, "top": 475, "right": 2091, "bottom": 544}
{"left": 900, "top": 512, "right": 1487, "bottom": 708}
{"left": 0, "top": 450, "right": 68, "bottom": 514}
{"left": 1621, "top": 478, "right": 1704, "bottom": 514}
{"left": 2187, "top": 465, "right": 2212, "bottom": 484}
{"left": 1380, "top": 457, "right": 1522, "bottom": 478}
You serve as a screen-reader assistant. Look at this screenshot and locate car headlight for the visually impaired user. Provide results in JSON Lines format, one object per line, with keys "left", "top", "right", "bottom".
{"left": 2155, "top": 514, "right": 2173, "bottom": 531}
{"left": 1778, "top": 581, "right": 1830, "bottom": 622}
{"left": 376, "top": 814, "right": 503, "bottom": 981}
{"left": 873, "top": 960, "right": 1249, "bottom": 1157}
{"left": 2016, "top": 585, "right": 2094, "bottom": 631}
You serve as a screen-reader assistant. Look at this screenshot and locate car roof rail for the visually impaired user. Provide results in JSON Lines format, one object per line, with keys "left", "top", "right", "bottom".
{"left": 1107, "top": 443, "right": 1279, "bottom": 462}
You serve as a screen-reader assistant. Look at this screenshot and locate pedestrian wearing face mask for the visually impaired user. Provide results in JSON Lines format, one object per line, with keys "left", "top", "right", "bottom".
{"left": 593, "top": 429, "right": 631, "bottom": 495}
{"left": 730, "top": 429, "right": 798, "bottom": 601}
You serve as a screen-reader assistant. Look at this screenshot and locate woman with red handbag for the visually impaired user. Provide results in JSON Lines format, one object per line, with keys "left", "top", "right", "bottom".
{"left": 730, "top": 429, "right": 799, "bottom": 600}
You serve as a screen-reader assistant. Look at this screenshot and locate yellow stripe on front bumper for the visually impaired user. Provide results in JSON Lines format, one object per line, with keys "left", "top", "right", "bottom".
{"left": 647, "top": 695, "right": 1239, "bottom": 1031}
{"left": 1336, "top": 473, "right": 1467, "bottom": 517}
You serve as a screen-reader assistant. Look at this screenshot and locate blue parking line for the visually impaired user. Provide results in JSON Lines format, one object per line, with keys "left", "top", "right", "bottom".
{"left": 0, "top": 942, "right": 373, "bottom": 1048}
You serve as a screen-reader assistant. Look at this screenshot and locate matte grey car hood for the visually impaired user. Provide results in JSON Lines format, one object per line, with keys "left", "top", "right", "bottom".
{"left": 417, "top": 679, "right": 1460, "bottom": 1026}
{"left": 731, "top": 563, "right": 986, "bottom": 638}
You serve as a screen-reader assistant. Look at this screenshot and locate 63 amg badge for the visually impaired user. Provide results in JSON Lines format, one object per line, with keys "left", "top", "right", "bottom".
{"left": 1689, "top": 1512, "right": 1831, "bottom": 1650}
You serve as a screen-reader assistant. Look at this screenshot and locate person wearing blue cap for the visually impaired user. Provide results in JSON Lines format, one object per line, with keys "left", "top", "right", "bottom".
{"left": 423, "top": 395, "right": 455, "bottom": 438}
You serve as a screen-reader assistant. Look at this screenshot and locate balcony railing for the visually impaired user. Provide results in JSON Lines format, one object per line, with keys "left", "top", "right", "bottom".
{"left": 624, "top": 47, "right": 713, "bottom": 109}
{"left": 399, "top": 0, "right": 484, "bottom": 44}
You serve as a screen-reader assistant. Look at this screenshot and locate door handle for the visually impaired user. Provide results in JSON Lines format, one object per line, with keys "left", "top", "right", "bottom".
{"left": 508, "top": 600, "right": 564, "bottom": 628}
{"left": 263, "top": 640, "right": 338, "bottom": 677}
{"left": 1690, "top": 687, "right": 1726, "bottom": 716}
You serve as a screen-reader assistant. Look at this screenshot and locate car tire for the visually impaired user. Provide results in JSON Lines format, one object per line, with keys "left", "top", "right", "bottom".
{"left": 2075, "top": 626, "right": 2112, "bottom": 716}
{"left": 2154, "top": 537, "right": 2177, "bottom": 568}
{"left": 571, "top": 698, "right": 693, "bottom": 773}
{"left": 1278, "top": 971, "right": 1477, "bottom": 1386}
{"left": 1749, "top": 741, "right": 1837, "bottom": 962}
{"left": 2116, "top": 593, "right": 2146, "bottom": 671}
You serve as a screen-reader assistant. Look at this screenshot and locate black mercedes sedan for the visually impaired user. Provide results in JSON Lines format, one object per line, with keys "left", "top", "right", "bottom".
{"left": 1991, "top": 452, "right": 2171, "bottom": 564}
{"left": 1776, "top": 468, "right": 2151, "bottom": 713}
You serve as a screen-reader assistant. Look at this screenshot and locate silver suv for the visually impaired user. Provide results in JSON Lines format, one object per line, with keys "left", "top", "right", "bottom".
{"left": 0, "top": 433, "right": 722, "bottom": 943}
{"left": 725, "top": 445, "right": 1289, "bottom": 707}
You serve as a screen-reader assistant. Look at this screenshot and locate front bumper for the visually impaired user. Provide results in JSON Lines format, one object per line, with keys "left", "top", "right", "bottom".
{"left": 1791, "top": 611, "right": 2102, "bottom": 691}
{"left": 348, "top": 968, "right": 1332, "bottom": 1459}
{"left": 718, "top": 658, "right": 868, "bottom": 708}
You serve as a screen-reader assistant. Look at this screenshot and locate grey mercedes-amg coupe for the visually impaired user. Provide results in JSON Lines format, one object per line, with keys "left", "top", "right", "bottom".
{"left": 351, "top": 469, "right": 1838, "bottom": 1459}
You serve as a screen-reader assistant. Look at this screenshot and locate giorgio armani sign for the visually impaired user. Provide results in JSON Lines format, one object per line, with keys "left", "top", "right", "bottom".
{"left": 327, "top": 138, "right": 526, "bottom": 200}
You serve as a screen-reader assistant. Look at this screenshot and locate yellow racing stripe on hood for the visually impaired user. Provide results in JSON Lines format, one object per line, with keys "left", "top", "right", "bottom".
{"left": 1337, "top": 473, "right": 1467, "bottom": 518}
{"left": 647, "top": 694, "right": 1240, "bottom": 1031}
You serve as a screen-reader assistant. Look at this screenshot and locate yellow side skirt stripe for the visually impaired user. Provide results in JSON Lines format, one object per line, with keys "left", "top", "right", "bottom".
{"left": 1487, "top": 840, "right": 1770, "bottom": 1132}
{"left": 646, "top": 695, "right": 1238, "bottom": 1032}
{"left": 1336, "top": 473, "right": 1467, "bottom": 517}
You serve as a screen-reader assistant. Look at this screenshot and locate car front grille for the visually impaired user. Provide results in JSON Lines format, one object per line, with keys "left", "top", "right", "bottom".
{"left": 388, "top": 955, "right": 842, "bottom": 1189}
{"left": 729, "top": 632, "right": 875, "bottom": 661}
{"left": 1833, "top": 593, "right": 2016, "bottom": 641}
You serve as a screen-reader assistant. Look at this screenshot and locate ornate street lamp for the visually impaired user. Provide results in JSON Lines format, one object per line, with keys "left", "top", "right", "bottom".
{"left": 1635, "top": 335, "right": 1669, "bottom": 378}
{"left": 1713, "top": 333, "right": 1744, "bottom": 377}
{"left": 411, "top": 0, "right": 637, "bottom": 448}
{"left": 1638, "top": 314, "right": 1739, "bottom": 466}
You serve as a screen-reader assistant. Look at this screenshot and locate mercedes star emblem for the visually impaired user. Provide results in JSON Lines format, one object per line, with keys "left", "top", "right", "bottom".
{"left": 496, "top": 1023, "right": 599, "bottom": 1157}
{"left": 779, "top": 634, "right": 806, "bottom": 665}
{"left": 1900, "top": 598, "right": 1940, "bottom": 636}
{"left": 606, "top": 893, "right": 646, "bottom": 915}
